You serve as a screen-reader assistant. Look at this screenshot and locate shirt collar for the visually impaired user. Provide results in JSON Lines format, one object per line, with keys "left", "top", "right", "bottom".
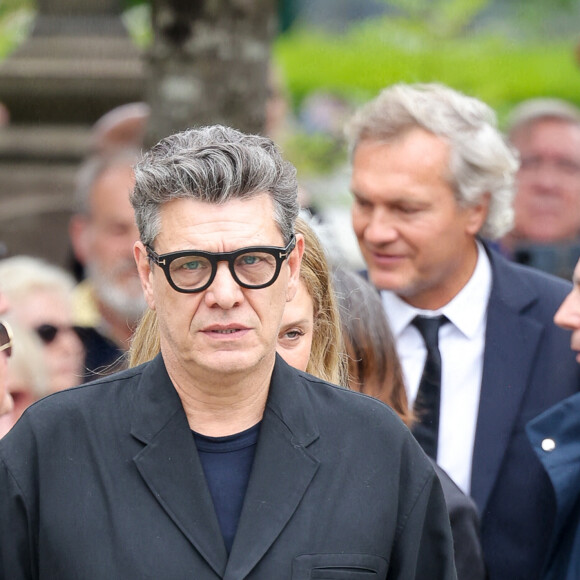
{"left": 382, "top": 241, "right": 492, "bottom": 339}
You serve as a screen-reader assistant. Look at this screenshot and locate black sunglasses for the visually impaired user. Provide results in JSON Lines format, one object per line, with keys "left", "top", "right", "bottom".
{"left": 0, "top": 320, "right": 13, "bottom": 357}
{"left": 146, "top": 235, "right": 297, "bottom": 294}
{"left": 35, "top": 324, "right": 81, "bottom": 345}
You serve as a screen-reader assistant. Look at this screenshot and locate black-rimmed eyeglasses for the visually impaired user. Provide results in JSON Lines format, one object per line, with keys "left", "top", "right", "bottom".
{"left": 146, "top": 235, "right": 296, "bottom": 294}
{"left": 0, "top": 320, "right": 13, "bottom": 358}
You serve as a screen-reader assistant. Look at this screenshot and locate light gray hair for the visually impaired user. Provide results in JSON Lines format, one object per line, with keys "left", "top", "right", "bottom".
{"left": 506, "top": 97, "right": 580, "bottom": 139}
{"left": 131, "top": 125, "right": 299, "bottom": 247}
{"left": 0, "top": 255, "right": 75, "bottom": 302}
{"left": 345, "top": 83, "right": 519, "bottom": 240}
{"left": 73, "top": 149, "right": 141, "bottom": 215}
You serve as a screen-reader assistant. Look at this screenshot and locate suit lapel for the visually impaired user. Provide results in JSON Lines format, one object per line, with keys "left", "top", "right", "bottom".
{"left": 470, "top": 248, "right": 544, "bottom": 513}
{"left": 224, "top": 358, "right": 320, "bottom": 580}
{"left": 130, "top": 356, "right": 228, "bottom": 577}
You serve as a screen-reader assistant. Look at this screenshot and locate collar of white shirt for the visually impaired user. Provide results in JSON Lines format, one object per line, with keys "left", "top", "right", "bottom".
{"left": 381, "top": 240, "right": 493, "bottom": 337}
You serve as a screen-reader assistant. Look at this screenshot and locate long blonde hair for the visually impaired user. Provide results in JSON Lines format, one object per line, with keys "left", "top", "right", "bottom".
{"left": 129, "top": 217, "right": 347, "bottom": 386}
{"left": 128, "top": 307, "right": 159, "bottom": 369}
{"left": 295, "top": 217, "right": 346, "bottom": 385}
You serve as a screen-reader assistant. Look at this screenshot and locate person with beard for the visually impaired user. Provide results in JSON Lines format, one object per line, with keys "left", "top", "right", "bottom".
{"left": 69, "top": 150, "right": 147, "bottom": 379}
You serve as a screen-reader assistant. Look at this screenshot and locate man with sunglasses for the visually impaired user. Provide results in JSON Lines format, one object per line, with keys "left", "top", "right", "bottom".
{"left": 0, "top": 126, "right": 456, "bottom": 579}
{"left": 0, "top": 292, "right": 13, "bottom": 417}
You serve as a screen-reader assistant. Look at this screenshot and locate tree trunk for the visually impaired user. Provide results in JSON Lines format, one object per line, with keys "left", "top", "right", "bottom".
{"left": 145, "top": 0, "right": 278, "bottom": 147}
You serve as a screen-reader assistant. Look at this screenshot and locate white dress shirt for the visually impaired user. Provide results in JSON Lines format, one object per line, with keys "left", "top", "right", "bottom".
{"left": 382, "top": 242, "right": 492, "bottom": 495}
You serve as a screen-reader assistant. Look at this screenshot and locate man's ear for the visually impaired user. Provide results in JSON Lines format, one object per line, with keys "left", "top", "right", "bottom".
{"left": 466, "top": 192, "right": 491, "bottom": 236}
{"left": 134, "top": 241, "right": 156, "bottom": 310}
{"left": 69, "top": 215, "right": 91, "bottom": 265}
{"left": 286, "top": 234, "right": 305, "bottom": 302}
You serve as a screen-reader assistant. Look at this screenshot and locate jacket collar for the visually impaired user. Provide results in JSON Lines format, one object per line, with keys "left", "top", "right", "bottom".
{"left": 130, "top": 354, "right": 321, "bottom": 578}
{"left": 471, "top": 243, "right": 546, "bottom": 513}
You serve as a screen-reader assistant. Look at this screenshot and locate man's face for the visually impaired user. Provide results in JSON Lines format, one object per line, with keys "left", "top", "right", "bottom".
{"left": 134, "top": 194, "right": 303, "bottom": 380}
{"left": 71, "top": 163, "right": 145, "bottom": 320}
{"left": 0, "top": 292, "right": 13, "bottom": 416}
{"left": 512, "top": 119, "right": 580, "bottom": 243}
{"left": 350, "top": 129, "right": 487, "bottom": 310}
{"left": 554, "top": 258, "right": 580, "bottom": 363}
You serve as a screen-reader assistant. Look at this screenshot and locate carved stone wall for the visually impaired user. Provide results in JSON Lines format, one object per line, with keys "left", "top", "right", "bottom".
{"left": 0, "top": 0, "right": 144, "bottom": 267}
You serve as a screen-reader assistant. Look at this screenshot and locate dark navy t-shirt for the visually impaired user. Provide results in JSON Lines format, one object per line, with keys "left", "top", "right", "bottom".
{"left": 193, "top": 423, "right": 261, "bottom": 553}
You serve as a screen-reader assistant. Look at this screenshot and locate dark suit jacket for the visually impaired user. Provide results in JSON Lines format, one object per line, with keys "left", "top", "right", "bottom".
{"left": 0, "top": 355, "right": 457, "bottom": 580}
{"left": 526, "top": 391, "right": 580, "bottom": 580}
{"left": 471, "top": 245, "right": 580, "bottom": 580}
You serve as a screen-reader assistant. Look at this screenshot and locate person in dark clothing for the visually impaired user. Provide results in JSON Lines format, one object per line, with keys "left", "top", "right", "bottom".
{"left": 0, "top": 125, "right": 457, "bottom": 579}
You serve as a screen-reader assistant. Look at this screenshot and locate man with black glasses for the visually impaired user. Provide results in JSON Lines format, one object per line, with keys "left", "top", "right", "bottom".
{"left": 0, "top": 126, "right": 456, "bottom": 579}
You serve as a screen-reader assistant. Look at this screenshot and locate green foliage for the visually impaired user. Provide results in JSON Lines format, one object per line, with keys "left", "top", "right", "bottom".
{"left": 281, "top": 131, "right": 347, "bottom": 176}
{"left": 380, "top": 0, "right": 490, "bottom": 38}
{"left": 273, "top": 1, "right": 580, "bottom": 177}
{"left": 122, "top": 3, "right": 153, "bottom": 49}
{"left": 0, "top": 1, "right": 34, "bottom": 59}
{"left": 274, "top": 25, "right": 580, "bottom": 128}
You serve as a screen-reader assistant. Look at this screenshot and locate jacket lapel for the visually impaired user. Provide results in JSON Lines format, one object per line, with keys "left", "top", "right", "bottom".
{"left": 224, "top": 357, "right": 320, "bottom": 580}
{"left": 470, "top": 248, "right": 544, "bottom": 513}
{"left": 130, "top": 355, "right": 228, "bottom": 577}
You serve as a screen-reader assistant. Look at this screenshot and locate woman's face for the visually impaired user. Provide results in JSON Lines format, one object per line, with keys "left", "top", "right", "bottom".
{"left": 276, "top": 279, "right": 315, "bottom": 372}
{"left": 13, "top": 289, "right": 85, "bottom": 393}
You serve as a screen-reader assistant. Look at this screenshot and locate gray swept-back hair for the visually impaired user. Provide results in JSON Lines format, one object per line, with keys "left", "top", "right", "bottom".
{"left": 345, "top": 83, "right": 519, "bottom": 239}
{"left": 131, "top": 125, "right": 299, "bottom": 246}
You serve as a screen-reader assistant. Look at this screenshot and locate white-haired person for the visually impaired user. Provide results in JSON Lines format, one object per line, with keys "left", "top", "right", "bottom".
{"left": 0, "top": 256, "right": 85, "bottom": 393}
{"left": 346, "top": 82, "right": 580, "bottom": 580}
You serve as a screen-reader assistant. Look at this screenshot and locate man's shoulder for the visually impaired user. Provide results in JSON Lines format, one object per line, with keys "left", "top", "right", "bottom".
{"left": 488, "top": 243, "right": 572, "bottom": 293}
{"left": 4, "top": 365, "right": 144, "bottom": 437}
{"left": 294, "top": 369, "right": 408, "bottom": 433}
{"left": 486, "top": 243, "right": 573, "bottom": 309}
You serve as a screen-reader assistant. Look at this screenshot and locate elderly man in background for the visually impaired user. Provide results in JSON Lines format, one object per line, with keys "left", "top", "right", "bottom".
{"left": 501, "top": 98, "right": 580, "bottom": 278}
{"left": 346, "top": 82, "right": 580, "bottom": 580}
{"left": 0, "top": 125, "right": 456, "bottom": 579}
{"left": 69, "top": 150, "right": 146, "bottom": 377}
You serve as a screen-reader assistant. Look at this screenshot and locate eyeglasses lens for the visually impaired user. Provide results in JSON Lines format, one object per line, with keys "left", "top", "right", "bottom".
{"left": 233, "top": 252, "right": 278, "bottom": 286}
{"left": 35, "top": 324, "right": 59, "bottom": 345}
{"left": 169, "top": 251, "right": 277, "bottom": 291}
{"left": 0, "top": 321, "right": 13, "bottom": 357}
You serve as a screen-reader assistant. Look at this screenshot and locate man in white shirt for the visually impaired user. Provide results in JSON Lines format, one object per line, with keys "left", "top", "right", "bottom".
{"left": 346, "top": 82, "right": 580, "bottom": 580}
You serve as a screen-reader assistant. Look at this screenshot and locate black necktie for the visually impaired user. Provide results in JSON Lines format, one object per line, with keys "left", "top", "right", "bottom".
{"left": 411, "top": 315, "right": 448, "bottom": 459}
